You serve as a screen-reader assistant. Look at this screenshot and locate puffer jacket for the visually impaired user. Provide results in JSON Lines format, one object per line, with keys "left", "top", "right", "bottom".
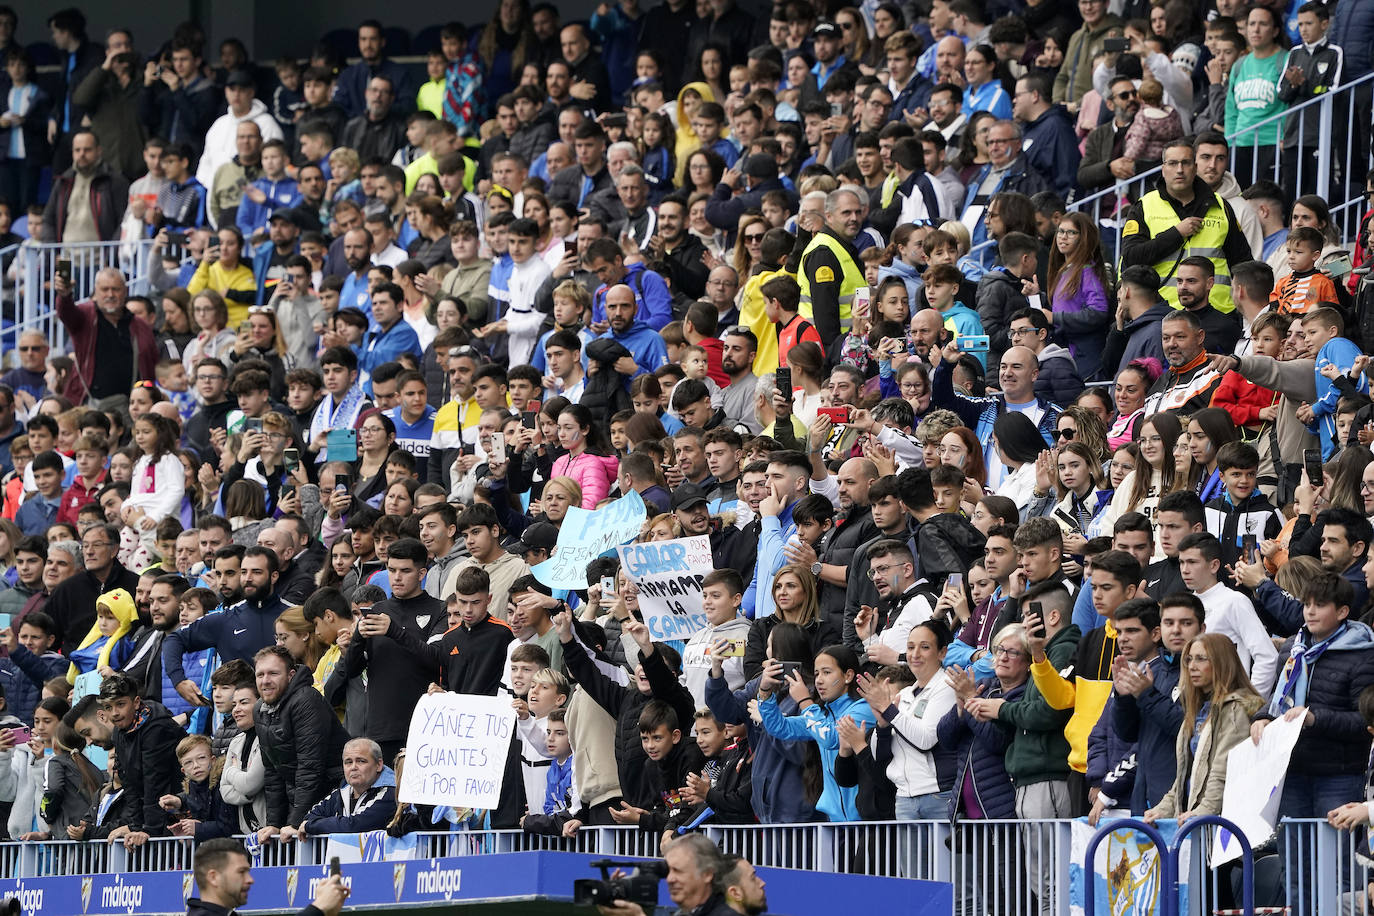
{"left": 580, "top": 338, "right": 634, "bottom": 431}
{"left": 877, "top": 258, "right": 923, "bottom": 308}
{"left": 996, "top": 625, "right": 1079, "bottom": 787}
{"left": 220, "top": 727, "right": 266, "bottom": 834}
{"left": 975, "top": 267, "right": 1029, "bottom": 362}
{"left": 114, "top": 700, "right": 187, "bottom": 836}
{"left": 1034, "top": 343, "right": 1086, "bottom": 406}
{"left": 257, "top": 664, "right": 349, "bottom": 826}
{"left": 914, "top": 512, "right": 987, "bottom": 587}
{"left": 708, "top": 675, "right": 815, "bottom": 824}
{"left": 1253, "top": 620, "right": 1374, "bottom": 779}
{"left": 1020, "top": 104, "right": 1081, "bottom": 199}
{"left": 936, "top": 678, "right": 1022, "bottom": 819}
{"left": 303, "top": 766, "right": 397, "bottom": 835}
{"left": 1332, "top": 1, "right": 1374, "bottom": 77}
{"left": 550, "top": 449, "right": 620, "bottom": 509}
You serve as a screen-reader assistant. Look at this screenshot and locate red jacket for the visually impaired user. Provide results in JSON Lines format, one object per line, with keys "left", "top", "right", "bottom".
{"left": 57, "top": 469, "right": 107, "bottom": 527}
{"left": 55, "top": 292, "right": 158, "bottom": 404}
{"left": 1210, "top": 369, "right": 1277, "bottom": 429}
{"left": 777, "top": 313, "right": 823, "bottom": 366}
{"left": 698, "top": 336, "right": 730, "bottom": 387}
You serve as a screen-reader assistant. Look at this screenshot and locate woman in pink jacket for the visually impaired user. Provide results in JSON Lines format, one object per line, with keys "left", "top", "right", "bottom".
{"left": 551, "top": 405, "right": 621, "bottom": 509}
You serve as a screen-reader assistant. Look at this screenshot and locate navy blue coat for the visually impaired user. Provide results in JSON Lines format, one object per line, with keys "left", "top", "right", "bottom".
{"left": 935, "top": 678, "right": 1020, "bottom": 819}
{"left": 1113, "top": 652, "right": 1183, "bottom": 814}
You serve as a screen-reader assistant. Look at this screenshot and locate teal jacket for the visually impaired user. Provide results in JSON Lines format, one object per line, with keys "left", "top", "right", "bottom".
{"left": 759, "top": 691, "right": 876, "bottom": 821}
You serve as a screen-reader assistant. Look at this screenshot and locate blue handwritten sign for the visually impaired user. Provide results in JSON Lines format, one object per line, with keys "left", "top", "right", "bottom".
{"left": 532, "top": 490, "right": 647, "bottom": 589}
{"left": 618, "top": 535, "right": 713, "bottom": 641}
{"left": 399, "top": 693, "right": 515, "bottom": 809}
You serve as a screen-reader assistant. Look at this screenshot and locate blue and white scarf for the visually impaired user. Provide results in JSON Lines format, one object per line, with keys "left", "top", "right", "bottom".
{"left": 308, "top": 382, "right": 369, "bottom": 460}
{"left": 1269, "top": 621, "right": 1348, "bottom": 716}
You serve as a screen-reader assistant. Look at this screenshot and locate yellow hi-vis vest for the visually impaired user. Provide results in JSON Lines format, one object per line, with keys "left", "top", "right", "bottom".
{"left": 798, "top": 230, "right": 864, "bottom": 335}
{"left": 1139, "top": 191, "right": 1235, "bottom": 314}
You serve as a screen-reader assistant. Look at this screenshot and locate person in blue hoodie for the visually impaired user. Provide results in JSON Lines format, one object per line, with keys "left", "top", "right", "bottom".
{"left": 236, "top": 139, "right": 300, "bottom": 240}
{"left": 925, "top": 263, "right": 987, "bottom": 369}
{"left": 595, "top": 285, "right": 669, "bottom": 376}
{"left": 743, "top": 450, "right": 812, "bottom": 620}
{"left": 756, "top": 643, "right": 876, "bottom": 822}
{"left": 297, "top": 737, "right": 397, "bottom": 837}
{"left": 1305, "top": 308, "right": 1368, "bottom": 459}
{"left": 1012, "top": 74, "right": 1081, "bottom": 200}
{"left": 360, "top": 283, "right": 422, "bottom": 390}
{"left": 586, "top": 238, "right": 672, "bottom": 330}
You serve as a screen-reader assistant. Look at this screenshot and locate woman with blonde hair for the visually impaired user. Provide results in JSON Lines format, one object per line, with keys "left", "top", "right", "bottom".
{"left": 539, "top": 476, "right": 582, "bottom": 527}
{"left": 733, "top": 214, "right": 768, "bottom": 280}
{"left": 1103, "top": 412, "right": 1184, "bottom": 536}
{"left": 275, "top": 605, "right": 327, "bottom": 670}
{"left": 743, "top": 563, "right": 842, "bottom": 680}
{"left": 1145, "top": 633, "right": 1263, "bottom": 825}
{"left": 938, "top": 219, "right": 971, "bottom": 256}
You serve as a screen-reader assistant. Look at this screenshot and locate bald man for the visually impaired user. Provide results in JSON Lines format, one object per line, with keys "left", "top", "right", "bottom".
{"left": 596, "top": 283, "right": 669, "bottom": 374}
{"left": 802, "top": 456, "right": 881, "bottom": 630}
{"left": 910, "top": 308, "right": 947, "bottom": 360}
{"left": 54, "top": 267, "right": 157, "bottom": 405}
{"left": 931, "top": 339, "right": 1059, "bottom": 489}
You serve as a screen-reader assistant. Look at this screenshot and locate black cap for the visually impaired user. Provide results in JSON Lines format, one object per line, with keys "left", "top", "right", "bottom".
{"left": 813, "top": 20, "right": 840, "bottom": 38}
{"left": 225, "top": 70, "right": 255, "bottom": 89}
{"left": 671, "top": 483, "right": 710, "bottom": 512}
{"left": 516, "top": 521, "right": 559, "bottom": 554}
{"left": 743, "top": 153, "right": 776, "bottom": 180}
{"left": 268, "top": 207, "right": 303, "bottom": 228}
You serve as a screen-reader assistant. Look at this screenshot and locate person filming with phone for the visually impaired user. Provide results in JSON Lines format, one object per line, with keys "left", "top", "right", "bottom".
{"left": 53, "top": 266, "right": 158, "bottom": 407}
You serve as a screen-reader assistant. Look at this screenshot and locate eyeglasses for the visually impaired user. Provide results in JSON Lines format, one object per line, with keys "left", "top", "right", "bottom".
{"left": 992, "top": 646, "right": 1026, "bottom": 659}
{"left": 867, "top": 564, "right": 903, "bottom": 580}
{"left": 1052, "top": 428, "right": 1076, "bottom": 441}
{"left": 1115, "top": 90, "right": 1138, "bottom": 101}
{"left": 1008, "top": 326, "right": 1039, "bottom": 337}
{"left": 1056, "top": 227, "right": 1081, "bottom": 237}
{"left": 1162, "top": 159, "right": 1195, "bottom": 169}
{"left": 1184, "top": 655, "right": 1209, "bottom": 665}
{"left": 986, "top": 137, "right": 1014, "bottom": 146}
{"left": 196, "top": 373, "right": 225, "bottom": 382}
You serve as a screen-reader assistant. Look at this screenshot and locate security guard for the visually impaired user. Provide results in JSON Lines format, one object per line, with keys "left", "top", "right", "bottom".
{"left": 1119, "top": 138, "right": 1251, "bottom": 314}
{"left": 797, "top": 188, "right": 865, "bottom": 363}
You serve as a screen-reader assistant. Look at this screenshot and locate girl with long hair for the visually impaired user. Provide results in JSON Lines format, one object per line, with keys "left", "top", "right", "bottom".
{"left": 757, "top": 643, "right": 876, "bottom": 822}
{"left": 1185, "top": 408, "right": 1239, "bottom": 502}
{"left": 275, "top": 606, "right": 327, "bottom": 670}
{"left": 477, "top": 0, "right": 533, "bottom": 100}
{"left": 1046, "top": 212, "right": 1113, "bottom": 380}
{"left": 938, "top": 426, "right": 989, "bottom": 490}
{"left": 1104, "top": 412, "right": 1184, "bottom": 537}
{"left": 317, "top": 537, "right": 356, "bottom": 589}
{"left": 122, "top": 414, "right": 185, "bottom": 530}
{"left": 1145, "top": 634, "right": 1262, "bottom": 825}
{"left": 1032, "top": 440, "right": 1112, "bottom": 551}
{"left": 551, "top": 405, "right": 620, "bottom": 509}
{"left": 183, "top": 291, "right": 236, "bottom": 374}
{"left": 956, "top": 112, "right": 997, "bottom": 183}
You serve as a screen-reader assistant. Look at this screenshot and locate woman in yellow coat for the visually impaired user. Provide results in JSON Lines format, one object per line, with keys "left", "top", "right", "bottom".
{"left": 187, "top": 226, "right": 257, "bottom": 327}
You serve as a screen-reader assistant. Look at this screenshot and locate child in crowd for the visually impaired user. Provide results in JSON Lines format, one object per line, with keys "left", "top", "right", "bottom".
{"left": 57, "top": 434, "right": 108, "bottom": 528}
{"left": 1122, "top": 78, "right": 1184, "bottom": 163}
{"left": 925, "top": 263, "right": 985, "bottom": 362}
{"left": 154, "top": 360, "right": 198, "bottom": 425}
{"left": 38, "top": 723, "right": 103, "bottom": 838}
{"left": 208, "top": 658, "right": 253, "bottom": 758}
{"left": 1271, "top": 226, "right": 1340, "bottom": 316}
{"left": 159, "top": 734, "right": 235, "bottom": 840}
{"left": 1201, "top": 442, "right": 1284, "bottom": 569}
{"left": 515, "top": 665, "right": 570, "bottom": 814}
{"left": 622, "top": 700, "right": 706, "bottom": 834}
{"left": 542, "top": 709, "right": 574, "bottom": 817}
{"left": 931, "top": 465, "right": 966, "bottom": 515}
{"left": 661, "top": 707, "right": 754, "bottom": 841}
{"left": 67, "top": 588, "right": 137, "bottom": 679}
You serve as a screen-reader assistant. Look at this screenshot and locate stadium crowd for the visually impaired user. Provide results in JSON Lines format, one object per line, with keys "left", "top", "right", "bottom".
{"left": 2, "top": 0, "right": 1374, "bottom": 912}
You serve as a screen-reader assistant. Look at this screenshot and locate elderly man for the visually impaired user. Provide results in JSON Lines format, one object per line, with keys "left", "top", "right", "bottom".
{"left": 597, "top": 834, "right": 736, "bottom": 916}
{"left": 54, "top": 268, "right": 157, "bottom": 406}
{"left": 931, "top": 340, "right": 1060, "bottom": 490}
{"left": 282, "top": 738, "right": 396, "bottom": 839}
{"left": 342, "top": 75, "right": 407, "bottom": 164}
{"left": 798, "top": 189, "right": 866, "bottom": 363}
{"left": 960, "top": 120, "right": 1051, "bottom": 277}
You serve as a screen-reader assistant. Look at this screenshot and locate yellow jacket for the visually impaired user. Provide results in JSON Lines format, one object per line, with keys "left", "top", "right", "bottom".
{"left": 187, "top": 259, "right": 257, "bottom": 327}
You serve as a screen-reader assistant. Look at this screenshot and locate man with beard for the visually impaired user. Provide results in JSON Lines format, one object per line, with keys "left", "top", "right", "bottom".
{"left": 720, "top": 855, "right": 769, "bottom": 916}
{"left": 163, "top": 546, "right": 285, "bottom": 708}
{"left": 119, "top": 574, "right": 198, "bottom": 720}
{"left": 337, "top": 227, "right": 375, "bottom": 316}
{"left": 789, "top": 458, "right": 879, "bottom": 632}
{"left": 909, "top": 309, "right": 946, "bottom": 363}
{"left": 596, "top": 284, "right": 669, "bottom": 374}
{"left": 1172, "top": 257, "right": 1241, "bottom": 354}
{"left": 851, "top": 539, "right": 938, "bottom": 668}
{"left": 1193, "top": 131, "right": 1264, "bottom": 260}
{"left": 1143, "top": 311, "right": 1225, "bottom": 416}
{"left": 649, "top": 196, "right": 708, "bottom": 301}
{"left": 671, "top": 483, "right": 738, "bottom": 569}
{"left": 798, "top": 189, "right": 866, "bottom": 362}
{"left": 720, "top": 327, "right": 760, "bottom": 433}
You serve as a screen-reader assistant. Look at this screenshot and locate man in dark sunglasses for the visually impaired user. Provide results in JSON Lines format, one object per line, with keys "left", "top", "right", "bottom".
{"left": 0, "top": 331, "right": 49, "bottom": 403}
{"left": 1077, "top": 74, "right": 1145, "bottom": 202}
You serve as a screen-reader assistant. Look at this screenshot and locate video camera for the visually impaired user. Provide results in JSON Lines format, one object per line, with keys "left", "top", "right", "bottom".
{"left": 573, "top": 858, "right": 669, "bottom": 909}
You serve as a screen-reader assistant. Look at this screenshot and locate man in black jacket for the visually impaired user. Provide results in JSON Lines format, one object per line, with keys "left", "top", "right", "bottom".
{"left": 705, "top": 154, "right": 797, "bottom": 235}
{"left": 346, "top": 537, "right": 445, "bottom": 763}
{"left": 46, "top": 523, "right": 140, "bottom": 655}
{"left": 187, "top": 837, "right": 348, "bottom": 916}
{"left": 649, "top": 196, "right": 708, "bottom": 301}
{"left": 394, "top": 565, "right": 514, "bottom": 694}
{"left": 99, "top": 674, "right": 188, "bottom": 845}
{"left": 45, "top": 9, "right": 103, "bottom": 173}
{"left": 254, "top": 646, "right": 349, "bottom": 843}
{"left": 340, "top": 75, "right": 407, "bottom": 165}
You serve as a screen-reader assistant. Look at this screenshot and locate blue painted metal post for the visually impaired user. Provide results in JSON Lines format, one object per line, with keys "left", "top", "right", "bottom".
{"left": 1171, "top": 815, "right": 1254, "bottom": 916}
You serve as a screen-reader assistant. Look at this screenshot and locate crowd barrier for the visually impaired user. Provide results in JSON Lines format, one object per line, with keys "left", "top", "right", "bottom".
{"left": 0, "top": 817, "right": 1359, "bottom": 914}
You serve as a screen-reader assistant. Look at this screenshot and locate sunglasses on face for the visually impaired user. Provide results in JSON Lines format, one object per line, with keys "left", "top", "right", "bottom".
{"left": 1052, "top": 428, "right": 1076, "bottom": 441}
